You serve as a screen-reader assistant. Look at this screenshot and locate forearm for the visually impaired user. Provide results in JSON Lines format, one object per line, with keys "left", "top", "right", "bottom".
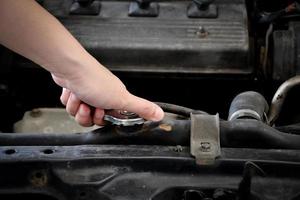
{"left": 0, "top": 0, "right": 164, "bottom": 123}
{"left": 0, "top": 0, "right": 95, "bottom": 80}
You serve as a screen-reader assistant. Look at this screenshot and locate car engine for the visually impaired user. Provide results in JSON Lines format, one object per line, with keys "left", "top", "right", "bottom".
{"left": 0, "top": 0, "right": 300, "bottom": 199}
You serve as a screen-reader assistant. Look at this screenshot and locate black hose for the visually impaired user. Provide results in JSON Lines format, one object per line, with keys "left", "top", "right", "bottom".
{"left": 0, "top": 119, "right": 190, "bottom": 146}
{"left": 276, "top": 123, "right": 300, "bottom": 135}
{"left": 2, "top": 119, "right": 300, "bottom": 149}
{"left": 228, "top": 91, "right": 268, "bottom": 121}
{"left": 220, "top": 120, "right": 300, "bottom": 149}
{"left": 155, "top": 102, "right": 207, "bottom": 117}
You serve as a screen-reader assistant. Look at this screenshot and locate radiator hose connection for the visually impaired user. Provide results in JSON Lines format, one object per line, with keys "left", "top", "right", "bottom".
{"left": 228, "top": 91, "right": 269, "bottom": 123}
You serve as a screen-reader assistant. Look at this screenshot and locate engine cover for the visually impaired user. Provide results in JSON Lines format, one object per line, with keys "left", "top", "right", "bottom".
{"left": 43, "top": 0, "right": 251, "bottom": 75}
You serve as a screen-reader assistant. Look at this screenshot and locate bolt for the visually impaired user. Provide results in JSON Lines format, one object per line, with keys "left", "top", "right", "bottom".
{"left": 196, "top": 26, "right": 208, "bottom": 38}
{"left": 199, "top": 142, "right": 211, "bottom": 152}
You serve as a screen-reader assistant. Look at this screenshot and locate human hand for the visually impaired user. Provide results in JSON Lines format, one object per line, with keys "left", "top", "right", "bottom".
{"left": 0, "top": 0, "right": 164, "bottom": 127}
{"left": 51, "top": 62, "right": 164, "bottom": 127}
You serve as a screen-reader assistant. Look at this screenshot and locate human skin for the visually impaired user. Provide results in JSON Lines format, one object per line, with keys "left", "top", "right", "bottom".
{"left": 0, "top": 0, "right": 164, "bottom": 126}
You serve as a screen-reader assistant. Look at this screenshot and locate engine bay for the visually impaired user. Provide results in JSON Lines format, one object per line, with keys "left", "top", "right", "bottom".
{"left": 0, "top": 0, "right": 300, "bottom": 199}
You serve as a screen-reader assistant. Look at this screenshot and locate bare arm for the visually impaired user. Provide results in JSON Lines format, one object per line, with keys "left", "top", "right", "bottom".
{"left": 0, "top": 0, "right": 164, "bottom": 126}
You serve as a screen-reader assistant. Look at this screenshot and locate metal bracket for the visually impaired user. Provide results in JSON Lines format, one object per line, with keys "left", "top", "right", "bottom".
{"left": 190, "top": 113, "right": 221, "bottom": 165}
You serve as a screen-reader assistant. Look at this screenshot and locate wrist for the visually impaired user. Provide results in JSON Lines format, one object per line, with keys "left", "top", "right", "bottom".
{"left": 51, "top": 51, "right": 100, "bottom": 86}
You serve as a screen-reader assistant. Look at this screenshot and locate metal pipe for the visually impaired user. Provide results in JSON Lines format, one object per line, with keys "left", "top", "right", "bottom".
{"left": 268, "top": 76, "right": 300, "bottom": 125}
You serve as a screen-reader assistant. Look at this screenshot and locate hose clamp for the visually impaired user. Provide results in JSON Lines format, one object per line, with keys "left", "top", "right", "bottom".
{"left": 190, "top": 113, "right": 221, "bottom": 165}
{"left": 229, "top": 109, "right": 262, "bottom": 121}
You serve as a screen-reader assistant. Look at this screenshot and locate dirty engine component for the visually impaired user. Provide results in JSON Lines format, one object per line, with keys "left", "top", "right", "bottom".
{"left": 36, "top": 0, "right": 250, "bottom": 76}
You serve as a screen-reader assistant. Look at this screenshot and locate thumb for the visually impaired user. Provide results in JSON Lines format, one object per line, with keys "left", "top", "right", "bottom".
{"left": 123, "top": 94, "right": 164, "bottom": 121}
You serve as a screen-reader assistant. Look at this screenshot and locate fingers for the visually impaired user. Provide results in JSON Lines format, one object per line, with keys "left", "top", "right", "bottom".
{"left": 61, "top": 89, "right": 92, "bottom": 126}
{"left": 61, "top": 87, "right": 163, "bottom": 126}
{"left": 93, "top": 108, "right": 105, "bottom": 126}
{"left": 63, "top": 90, "right": 105, "bottom": 127}
{"left": 66, "top": 93, "right": 81, "bottom": 115}
{"left": 60, "top": 88, "right": 71, "bottom": 105}
{"left": 75, "top": 103, "right": 93, "bottom": 127}
{"left": 123, "top": 93, "right": 164, "bottom": 121}
{"left": 74, "top": 105, "right": 105, "bottom": 127}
